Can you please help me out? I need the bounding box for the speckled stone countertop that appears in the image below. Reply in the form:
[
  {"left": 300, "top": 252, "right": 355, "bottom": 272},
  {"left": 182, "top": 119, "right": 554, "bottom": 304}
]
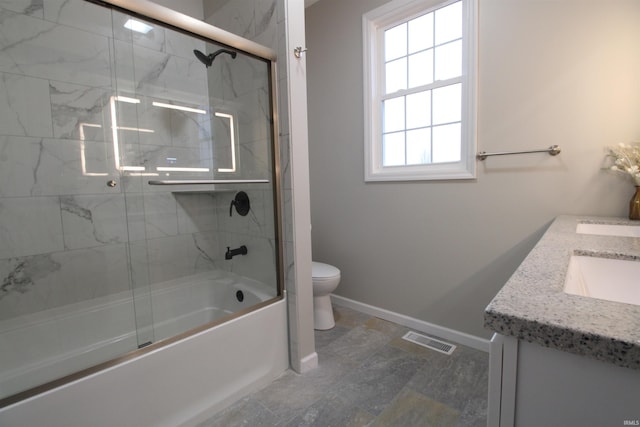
[{"left": 484, "top": 215, "right": 640, "bottom": 370}]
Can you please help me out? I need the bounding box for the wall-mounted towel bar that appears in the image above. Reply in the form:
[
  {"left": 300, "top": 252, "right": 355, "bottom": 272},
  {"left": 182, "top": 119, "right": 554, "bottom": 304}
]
[
  {"left": 476, "top": 145, "right": 561, "bottom": 161},
  {"left": 148, "top": 179, "right": 270, "bottom": 185}
]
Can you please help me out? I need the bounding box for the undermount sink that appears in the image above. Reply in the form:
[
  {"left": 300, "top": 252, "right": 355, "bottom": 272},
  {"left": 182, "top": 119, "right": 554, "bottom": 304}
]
[
  {"left": 564, "top": 255, "right": 640, "bottom": 306},
  {"left": 576, "top": 223, "right": 640, "bottom": 237}
]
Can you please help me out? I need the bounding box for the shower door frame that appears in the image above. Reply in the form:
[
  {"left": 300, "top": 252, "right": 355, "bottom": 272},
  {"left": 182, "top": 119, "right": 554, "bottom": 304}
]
[{"left": 0, "top": 0, "right": 285, "bottom": 409}]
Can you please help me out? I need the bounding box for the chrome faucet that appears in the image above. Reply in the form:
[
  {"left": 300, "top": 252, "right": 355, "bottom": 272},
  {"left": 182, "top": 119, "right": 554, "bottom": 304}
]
[{"left": 225, "top": 245, "right": 248, "bottom": 260}]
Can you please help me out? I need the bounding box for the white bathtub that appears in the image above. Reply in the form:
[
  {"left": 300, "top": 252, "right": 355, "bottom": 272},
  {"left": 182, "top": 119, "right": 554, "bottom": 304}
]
[{"left": 0, "top": 270, "right": 288, "bottom": 427}]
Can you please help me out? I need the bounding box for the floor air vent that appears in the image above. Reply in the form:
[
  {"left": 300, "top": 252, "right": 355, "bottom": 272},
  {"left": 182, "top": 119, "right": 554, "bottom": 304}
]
[{"left": 402, "top": 331, "right": 456, "bottom": 355}]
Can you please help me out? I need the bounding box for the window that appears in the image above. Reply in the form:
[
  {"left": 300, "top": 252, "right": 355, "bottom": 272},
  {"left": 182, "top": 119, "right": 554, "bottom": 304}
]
[{"left": 363, "top": 0, "right": 477, "bottom": 181}]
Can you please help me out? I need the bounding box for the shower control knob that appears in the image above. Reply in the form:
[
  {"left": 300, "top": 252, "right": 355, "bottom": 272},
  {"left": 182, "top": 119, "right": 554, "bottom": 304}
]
[{"left": 107, "top": 180, "right": 117, "bottom": 188}]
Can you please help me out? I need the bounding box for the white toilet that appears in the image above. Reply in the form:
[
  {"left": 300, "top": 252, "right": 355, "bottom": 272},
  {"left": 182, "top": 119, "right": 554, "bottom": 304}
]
[{"left": 312, "top": 262, "right": 341, "bottom": 330}]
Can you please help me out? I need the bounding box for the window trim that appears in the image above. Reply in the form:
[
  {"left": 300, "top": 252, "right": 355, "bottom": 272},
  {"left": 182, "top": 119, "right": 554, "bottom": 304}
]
[{"left": 363, "top": 0, "right": 477, "bottom": 182}]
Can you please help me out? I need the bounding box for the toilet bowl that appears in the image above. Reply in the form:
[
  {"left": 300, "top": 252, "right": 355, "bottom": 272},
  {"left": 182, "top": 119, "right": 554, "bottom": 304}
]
[{"left": 312, "top": 262, "right": 341, "bottom": 330}]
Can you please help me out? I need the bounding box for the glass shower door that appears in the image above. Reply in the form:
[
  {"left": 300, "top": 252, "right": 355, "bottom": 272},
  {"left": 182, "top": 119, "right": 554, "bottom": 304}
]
[
  {"left": 109, "top": 7, "right": 278, "bottom": 347},
  {"left": 111, "top": 8, "right": 281, "bottom": 341},
  {"left": 0, "top": 1, "right": 144, "bottom": 402},
  {"left": 0, "top": 0, "right": 281, "bottom": 406}
]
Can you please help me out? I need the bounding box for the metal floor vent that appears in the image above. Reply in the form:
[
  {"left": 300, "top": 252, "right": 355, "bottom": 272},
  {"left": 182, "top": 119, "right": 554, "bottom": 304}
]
[{"left": 402, "top": 331, "right": 456, "bottom": 355}]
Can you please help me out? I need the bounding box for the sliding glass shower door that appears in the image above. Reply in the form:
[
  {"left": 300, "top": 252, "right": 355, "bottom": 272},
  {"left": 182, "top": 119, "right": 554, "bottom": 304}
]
[{"left": 0, "top": 0, "right": 281, "bottom": 405}]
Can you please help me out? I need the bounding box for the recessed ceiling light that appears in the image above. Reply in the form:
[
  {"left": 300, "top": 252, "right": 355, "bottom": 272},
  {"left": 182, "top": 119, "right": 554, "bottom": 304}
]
[{"left": 124, "top": 19, "right": 153, "bottom": 34}]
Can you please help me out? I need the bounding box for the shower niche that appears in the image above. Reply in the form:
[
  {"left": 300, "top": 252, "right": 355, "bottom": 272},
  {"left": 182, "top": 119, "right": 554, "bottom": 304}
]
[{"left": 0, "top": 0, "right": 283, "bottom": 407}]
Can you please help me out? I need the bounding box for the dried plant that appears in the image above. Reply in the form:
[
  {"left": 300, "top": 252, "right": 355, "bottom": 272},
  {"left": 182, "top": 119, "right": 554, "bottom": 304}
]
[{"left": 605, "top": 143, "right": 640, "bottom": 186}]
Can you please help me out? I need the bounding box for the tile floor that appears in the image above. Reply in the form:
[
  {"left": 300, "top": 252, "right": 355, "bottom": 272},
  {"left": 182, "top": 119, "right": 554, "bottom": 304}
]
[{"left": 198, "top": 305, "right": 489, "bottom": 427}]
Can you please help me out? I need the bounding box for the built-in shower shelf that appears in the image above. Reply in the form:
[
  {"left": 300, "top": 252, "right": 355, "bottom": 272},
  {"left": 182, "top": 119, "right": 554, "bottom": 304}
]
[
  {"left": 169, "top": 190, "right": 237, "bottom": 194},
  {"left": 148, "top": 179, "right": 270, "bottom": 193},
  {"left": 148, "top": 179, "right": 270, "bottom": 186}
]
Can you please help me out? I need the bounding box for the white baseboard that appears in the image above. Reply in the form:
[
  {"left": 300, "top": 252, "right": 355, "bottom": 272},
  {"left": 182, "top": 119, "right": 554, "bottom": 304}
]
[
  {"left": 297, "top": 352, "right": 318, "bottom": 373},
  {"left": 331, "top": 294, "right": 490, "bottom": 353}
]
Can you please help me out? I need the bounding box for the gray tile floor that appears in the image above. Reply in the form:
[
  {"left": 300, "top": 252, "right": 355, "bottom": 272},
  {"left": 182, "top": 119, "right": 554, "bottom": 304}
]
[{"left": 198, "top": 305, "right": 489, "bottom": 427}]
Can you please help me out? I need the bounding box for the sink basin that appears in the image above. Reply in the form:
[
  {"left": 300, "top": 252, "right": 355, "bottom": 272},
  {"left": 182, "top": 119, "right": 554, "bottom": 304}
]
[
  {"left": 576, "top": 223, "right": 640, "bottom": 237},
  {"left": 564, "top": 255, "right": 640, "bottom": 306}
]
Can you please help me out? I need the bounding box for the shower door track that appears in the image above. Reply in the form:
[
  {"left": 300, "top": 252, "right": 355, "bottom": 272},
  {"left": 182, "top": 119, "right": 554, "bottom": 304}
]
[{"left": 93, "top": 0, "right": 276, "bottom": 61}]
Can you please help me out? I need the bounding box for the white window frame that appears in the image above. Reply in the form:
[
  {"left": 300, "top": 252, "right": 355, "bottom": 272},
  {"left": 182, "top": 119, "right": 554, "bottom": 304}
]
[{"left": 363, "top": 0, "right": 477, "bottom": 182}]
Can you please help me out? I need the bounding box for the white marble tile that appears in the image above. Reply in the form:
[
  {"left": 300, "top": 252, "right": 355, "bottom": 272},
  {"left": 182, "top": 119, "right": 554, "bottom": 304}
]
[
  {"left": 132, "top": 44, "right": 208, "bottom": 106},
  {"left": 204, "top": 0, "right": 254, "bottom": 40},
  {"left": 124, "top": 143, "right": 214, "bottom": 185},
  {"left": 277, "top": 74, "right": 289, "bottom": 137},
  {"left": 170, "top": 107, "right": 213, "bottom": 148},
  {"left": 143, "top": 192, "right": 178, "bottom": 238},
  {"left": 0, "top": 72, "right": 53, "bottom": 137},
  {"left": 5, "top": 137, "right": 118, "bottom": 196},
  {"left": 238, "top": 139, "right": 272, "bottom": 180},
  {"left": 0, "top": 252, "right": 62, "bottom": 320},
  {"left": 216, "top": 189, "right": 272, "bottom": 238},
  {"left": 132, "top": 96, "right": 173, "bottom": 147},
  {"left": 111, "top": 39, "right": 137, "bottom": 95},
  {"left": 0, "top": 0, "right": 43, "bottom": 18},
  {"left": 121, "top": 143, "right": 161, "bottom": 175},
  {"left": 279, "top": 134, "right": 292, "bottom": 190},
  {"left": 281, "top": 188, "right": 293, "bottom": 242},
  {"left": 60, "top": 194, "right": 128, "bottom": 250},
  {"left": 50, "top": 81, "right": 111, "bottom": 142},
  {"left": 55, "top": 244, "right": 130, "bottom": 300},
  {"left": 111, "top": 9, "right": 166, "bottom": 53},
  {"left": 0, "top": 136, "right": 45, "bottom": 196},
  {"left": 117, "top": 94, "right": 210, "bottom": 149},
  {"left": 207, "top": 53, "right": 269, "bottom": 101},
  {"left": 123, "top": 193, "right": 147, "bottom": 242},
  {"left": 254, "top": 0, "right": 277, "bottom": 49},
  {"left": 165, "top": 26, "right": 206, "bottom": 61},
  {"left": 0, "top": 243, "right": 130, "bottom": 320},
  {"left": 120, "top": 174, "right": 143, "bottom": 194},
  {"left": 0, "top": 9, "right": 111, "bottom": 87},
  {"left": 211, "top": 110, "right": 234, "bottom": 172},
  {"left": 192, "top": 231, "right": 220, "bottom": 272},
  {"left": 236, "top": 89, "right": 271, "bottom": 144},
  {"left": 0, "top": 196, "right": 64, "bottom": 258},
  {"left": 43, "top": 0, "right": 112, "bottom": 38},
  {"left": 145, "top": 235, "right": 186, "bottom": 284},
  {"left": 217, "top": 231, "right": 277, "bottom": 290},
  {"left": 176, "top": 193, "right": 217, "bottom": 234},
  {"left": 126, "top": 241, "right": 154, "bottom": 344},
  {"left": 145, "top": 233, "right": 217, "bottom": 285}
]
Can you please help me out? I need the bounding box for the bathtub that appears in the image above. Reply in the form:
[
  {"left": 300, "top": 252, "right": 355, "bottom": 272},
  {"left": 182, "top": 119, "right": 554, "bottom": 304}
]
[{"left": 0, "top": 270, "right": 288, "bottom": 427}]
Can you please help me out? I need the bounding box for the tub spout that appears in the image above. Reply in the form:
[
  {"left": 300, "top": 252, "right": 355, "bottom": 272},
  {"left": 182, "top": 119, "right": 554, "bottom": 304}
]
[{"left": 225, "top": 245, "right": 247, "bottom": 260}]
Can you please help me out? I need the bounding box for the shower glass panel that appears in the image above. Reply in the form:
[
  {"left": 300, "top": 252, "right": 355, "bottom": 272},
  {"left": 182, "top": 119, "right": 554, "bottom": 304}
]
[{"left": 0, "top": 0, "right": 281, "bottom": 405}]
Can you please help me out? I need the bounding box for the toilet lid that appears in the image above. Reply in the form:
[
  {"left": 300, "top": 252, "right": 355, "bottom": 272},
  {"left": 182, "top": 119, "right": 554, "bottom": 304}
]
[{"left": 312, "top": 262, "right": 340, "bottom": 279}]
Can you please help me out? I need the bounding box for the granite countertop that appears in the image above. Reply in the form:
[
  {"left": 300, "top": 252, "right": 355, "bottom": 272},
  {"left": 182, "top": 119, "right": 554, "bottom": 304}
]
[{"left": 484, "top": 215, "right": 640, "bottom": 370}]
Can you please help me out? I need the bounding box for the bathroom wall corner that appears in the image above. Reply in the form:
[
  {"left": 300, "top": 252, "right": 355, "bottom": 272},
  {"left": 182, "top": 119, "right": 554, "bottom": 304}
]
[{"left": 283, "top": 0, "right": 317, "bottom": 373}]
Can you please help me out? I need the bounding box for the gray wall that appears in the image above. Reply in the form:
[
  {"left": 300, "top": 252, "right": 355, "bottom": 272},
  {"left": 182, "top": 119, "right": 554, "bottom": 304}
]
[{"left": 306, "top": 0, "right": 640, "bottom": 338}]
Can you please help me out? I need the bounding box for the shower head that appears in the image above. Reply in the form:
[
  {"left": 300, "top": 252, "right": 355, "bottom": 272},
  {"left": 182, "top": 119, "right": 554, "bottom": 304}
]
[{"left": 193, "top": 49, "right": 237, "bottom": 67}]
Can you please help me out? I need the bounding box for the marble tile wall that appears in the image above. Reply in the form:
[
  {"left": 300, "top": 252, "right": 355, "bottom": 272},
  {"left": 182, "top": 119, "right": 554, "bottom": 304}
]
[
  {"left": 0, "top": 0, "right": 281, "bottom": 322},
  {"left": 203, "top": 0, "right": 301, "bottom": 366},
  {"left": 203, "top": 0, "right": 285, "bottom": 293}
]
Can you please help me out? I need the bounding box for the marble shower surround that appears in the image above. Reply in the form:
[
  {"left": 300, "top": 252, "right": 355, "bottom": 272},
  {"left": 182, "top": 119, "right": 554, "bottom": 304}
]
[
  {"left": 203, "top": 0, "right": 301, "bottom": 361},
  {"left": 0, "top": 0, "right": 279, "bottom": 322}
]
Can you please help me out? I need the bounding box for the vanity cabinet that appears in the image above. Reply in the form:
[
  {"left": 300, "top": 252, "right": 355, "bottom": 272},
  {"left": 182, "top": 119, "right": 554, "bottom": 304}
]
[
  {"left": 484, "top": 216, "right": 640, "bottom": 427},
  {"left": 488, "top": 333, "right": 640, "bottom": 427}
]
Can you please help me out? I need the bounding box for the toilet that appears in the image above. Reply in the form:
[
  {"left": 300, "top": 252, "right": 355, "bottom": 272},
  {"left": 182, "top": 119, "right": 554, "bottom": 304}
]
[{"left": 312, "top": 262, "right": 341, "bottom": 330}]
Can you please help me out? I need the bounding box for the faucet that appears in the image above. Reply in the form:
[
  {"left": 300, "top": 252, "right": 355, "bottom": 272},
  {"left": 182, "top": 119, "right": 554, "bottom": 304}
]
[{"left": 225, "top": 245, "right": 248, "bottom": 260}]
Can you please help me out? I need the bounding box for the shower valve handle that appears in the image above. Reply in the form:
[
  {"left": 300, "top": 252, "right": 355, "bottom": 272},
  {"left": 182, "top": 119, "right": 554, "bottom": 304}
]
[{"left": 229, "top": 191, "right": 250, "bottom": 217}]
